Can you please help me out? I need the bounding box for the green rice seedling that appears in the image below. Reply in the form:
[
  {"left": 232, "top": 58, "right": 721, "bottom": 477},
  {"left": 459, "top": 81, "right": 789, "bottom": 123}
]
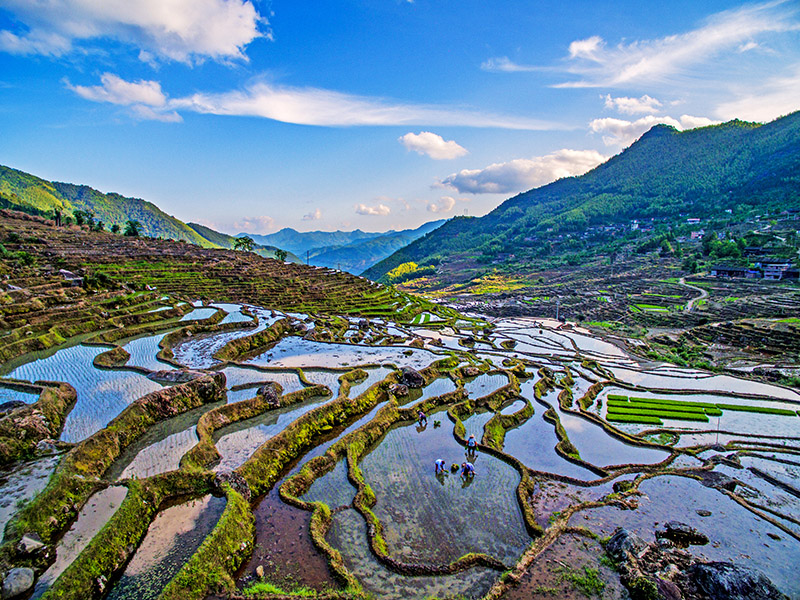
[{"left": 716, "top": 404, "right": 797, "bottom": 417}]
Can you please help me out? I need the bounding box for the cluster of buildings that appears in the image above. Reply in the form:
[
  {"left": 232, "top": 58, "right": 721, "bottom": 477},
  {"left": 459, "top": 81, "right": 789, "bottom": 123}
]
[{"left": 710, "top": 261, "right": 799, "bottom": 281}]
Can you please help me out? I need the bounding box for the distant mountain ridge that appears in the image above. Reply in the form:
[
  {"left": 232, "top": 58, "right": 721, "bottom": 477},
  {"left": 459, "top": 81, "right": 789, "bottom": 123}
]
[
  {"left": 364, "top": 111, "right": 800, "bottom": 281},
  {"left": 243, "top": 220, "right": 446, "bottom": 274}
]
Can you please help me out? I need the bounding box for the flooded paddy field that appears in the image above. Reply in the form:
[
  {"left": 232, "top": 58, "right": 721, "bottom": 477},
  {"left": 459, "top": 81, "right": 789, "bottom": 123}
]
[{"left": 1, "top": 310, "right": 798, "bottom": 600}]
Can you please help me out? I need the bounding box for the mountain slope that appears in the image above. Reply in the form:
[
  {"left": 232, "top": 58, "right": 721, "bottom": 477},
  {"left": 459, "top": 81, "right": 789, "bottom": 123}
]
[
  {"left": 307, "top": 219, "right": 446, "bottom": 274},
  {"left": 364, "top": 111, "right": 800, "bottom": 281},
  {"left": 186, "top": 222, "right": 301, "bottom": 262},
  {"left": 243, "top": 228, "right": 382, "bottom": 257},
  {"left": 0, "top": 164, "right": 221, "bottom": 246}
]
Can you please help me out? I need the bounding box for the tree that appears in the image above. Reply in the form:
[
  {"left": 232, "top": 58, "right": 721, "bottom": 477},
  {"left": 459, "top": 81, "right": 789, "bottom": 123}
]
[
  {"left": 124, "top": 220, "right": 142, "bottom": 237},
  {"left": 274, "top": 248, "right": 288, "bottom": 262},
  {"left": 111, "top": 224, "right": 120, "bottom": 233},
  {"left": 233, "top": 236, "right": 255, "bottom": 252},
  {"left": 93, "top": 221, "right": 105, "bottom": 232}
]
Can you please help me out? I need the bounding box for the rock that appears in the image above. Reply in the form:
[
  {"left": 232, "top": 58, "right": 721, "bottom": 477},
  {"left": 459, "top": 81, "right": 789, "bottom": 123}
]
[
  {"left": 2, "top": 567, "right": 35, "bottom": 599},
  {"left": 358, "top": 319, "right": 369, "bottom": 330},
  {"left": 35, "top": 439, "right": 59, "bottom": 455},
  {"left": 0, "top": 401, "right": 26, "bottom": 415},
  {"left": 214, "top": 471, "right": 251, "bottom": 502},
  {"left": 696, "top": 509, "right": 712, "bottom": 517},
  {"left": 461, "top": 366, "right": 481, "bottom": 378},
  {"left": 400, "top": 367, "right": 424, "bottom": 389},
  {"left": 605, "top": 527, "right": 648, "bottom": 562},
  {"left": 16, "top": 533, "right": 45, "bottom": 555},
  {"left": 706, "top": 454, "right": 742, "bottom": 469},
  {"left": 292, "top": 321, "right": 307, "bottom": 333},
  {"left": 146, "top": 369, "right": 206, "bottom": 384},
  {"left": 698, "top": 471, "right": 738, "bottom": 492},
  {"left": 657, "top": 578, "right": 682, "bottom": 600},
  {"left": 656, "top": 521, "right": 709, "bottom": 547},
  {"left": 690, "top": 562, "right": 788, "bottom": 600},
  {"left": 389, "top": 383, "right": 409, "bottom": 397},
  {"left": 256, "top": 383, "right": 280, "bottom": 406},
  {"left": 255, "top": 565, "right": 264, "bottom": 578}
]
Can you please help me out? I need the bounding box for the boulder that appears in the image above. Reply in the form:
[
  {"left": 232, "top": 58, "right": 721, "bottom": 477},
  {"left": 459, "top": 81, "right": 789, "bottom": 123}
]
[
  {"left": 461, "top": 366, "right": 481, "bottom": 378},
  {"left": 214, "top": 471, "right": 252, "bottom": 502},
  {"left": 389, "top": 383, "right": 409, "bottom": 397},
  {"left": 15, "top": 533, "right": 45, "bottom": 556},
  {"left": 657, "top": 578, "right": 683, "bottom": 600},
  {"left": 358, "top": 319, "right": 370, "bottom": 330},
  {"left": 690, "top": 562, "right": 788, "bottom": 600},
  {"left": 656, "top": 521, "right": 709, "bottom": 547},
  {"left": 146, "top": 369, "right": 206, "bottom": 384},
  {"left": 256, "top": 383, "right": 280, "bottom": 406},
  {"left": 605, "top": 527, "right": 648, "bottom": 562},
  {"left": 698, "top": 471, "right": 738, "bottom": 492},
  {"left": 400, "top": 367, "right": 424, "bottom": 389},
  {"left": 2, "top": 567, "right": 35, "bottom": 599}
]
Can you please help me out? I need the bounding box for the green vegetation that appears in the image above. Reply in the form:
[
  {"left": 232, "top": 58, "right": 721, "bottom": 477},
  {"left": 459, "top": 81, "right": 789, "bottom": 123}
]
[
  {"left": 557, "top": 565, "right": 606, "bottom": 597},
  {"left": 365, "top": 112, "right": 800, "bottom": 281}
]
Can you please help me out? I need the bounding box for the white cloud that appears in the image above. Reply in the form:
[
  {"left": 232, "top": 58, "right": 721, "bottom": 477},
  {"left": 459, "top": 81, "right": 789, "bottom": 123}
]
[
  {"left": 67, "top": 73, "right": 167, "bottom": 106},
  {"left": 168, "top": 81, "right": 561, "bottom": 129},
  {"left": 480, "top": 56, "right": 542, "bottom": 73},
  {"left": 0, "top": 0, "right": 267, "bottom": 63},
  {"left": 556, "top": 1, "right": 800, "bottom": 87},
  {"left": 604, "top": 94, "right": 662, "bottom": 115},
  {"left": 589, "top": 114, "right": 720, "bottom": 147},
  {"left": 355, "top": 203, "right": 391, "bottom": 216},
  {"left": 715, "top": 64, "right": 800, "bottom": 122},
  {"left": 235, "top": 215, "right": 275, "bottom": 233},
  {"left": 398, "top": 131, "right": 468, "bottom": 160},
  {"left": 302, "top": 208, "right": 322, "bottom": 221},
  {"left": 130, "top": 105, "right": 183, "bottom": 122},
  {"left": 439, "top": 149, "right": 607, "bottom": 195},
  {"left": 427, "top": 196, "right": 457, "bottom": 213}
]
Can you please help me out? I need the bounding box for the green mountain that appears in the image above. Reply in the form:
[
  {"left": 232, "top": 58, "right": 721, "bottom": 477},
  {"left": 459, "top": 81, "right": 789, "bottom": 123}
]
[
  {"left": 185, "top": 222, "right": 301, "bottom": 262},
  {"left": 364, "top": 111, "right": 800, "bottom": 281},
  {"left": 306, "top": 220, "right": 446, "bottom": 274},
  {"left": 0, "top": 164, "right": 296, "bottom": 257}
]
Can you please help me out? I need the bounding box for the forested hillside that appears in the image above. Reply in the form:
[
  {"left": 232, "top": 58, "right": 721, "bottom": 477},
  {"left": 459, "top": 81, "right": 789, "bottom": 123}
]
[
  {"left": 1, "top": 164, "right": 241, "bottom": 249},
  {"left": 365, "top": 111, "right": 800, "bottom": 281}
]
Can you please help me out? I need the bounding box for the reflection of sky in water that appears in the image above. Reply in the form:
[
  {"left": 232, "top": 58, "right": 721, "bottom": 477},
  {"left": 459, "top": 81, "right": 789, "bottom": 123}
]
[
  {"left": 463, "top": 373, "right": 508, "bottom": 398},
  {"left": 0, "top": 455, "right": 60, "bottom": 543},
  {"left": 246, "top": 338, "right": 435, "bottom": 370},
  {"left": 6, "top": 345, "right": 163, "bottom": 443},
  {"left": 0, "top": 385, "right": 39, "bottom": 405},
  {"left": 359, "top": 419, "right": 530, "bottom": 566},
  {"left": 118, "top": 426, "right": 198, "bottom": 479},
  {"left": 179, "top": 307, "right": 218, "bottom": 321},
  {"left": 123, "top": 333, "right": 173, "bottom": 371},
  {"left": 570, "top": 475, "right": 800, "bottom": 598}
]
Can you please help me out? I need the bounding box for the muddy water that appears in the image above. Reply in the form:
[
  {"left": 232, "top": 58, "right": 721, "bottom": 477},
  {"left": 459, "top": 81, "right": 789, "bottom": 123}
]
[
  {"left": 301, "top": 460, "right": 356, "bottom": 509},
  {"left": 0, "top": 454, "right": 60, "bottom": 542},
  {"left": 4, "top": 344, "right": 164, "bottom": 443},
  {"left": 33, "top": 486, "right": 128, "bottom": 598},
  {"left": 328, "top": 508, "right": 498, "bottom": 600},
  {"left": 105, "top": 403, "right": 217, "bottom": 481},
  {"left": 358, "top": 418, "right": 530, "bottom": 566},
  {"left": 213, "top": 394, "right": 331, "bottom": 471},
  {"left": 569, "top": 474, "right": 800, "bottom": 598},
  {"left": 462, "top": 410, "right": 494, "bottom": 440},
  {"left": 106, "top": 495, "right": 226, "bottom": 600}
]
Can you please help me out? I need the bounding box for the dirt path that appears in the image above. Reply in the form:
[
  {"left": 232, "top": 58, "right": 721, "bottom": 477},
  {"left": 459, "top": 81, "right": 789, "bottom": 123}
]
[{"left": 680, "top": 277, "right": 708, "bottom": 311}]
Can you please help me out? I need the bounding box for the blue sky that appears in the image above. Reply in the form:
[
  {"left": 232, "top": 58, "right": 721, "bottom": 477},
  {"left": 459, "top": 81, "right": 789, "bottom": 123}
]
[{"left": 1, "top": 0, "right": 798, "bottom": 235}]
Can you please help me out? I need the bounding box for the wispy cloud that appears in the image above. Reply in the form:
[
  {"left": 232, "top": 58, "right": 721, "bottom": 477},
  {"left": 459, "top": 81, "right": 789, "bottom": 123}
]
[
  {"left": 555, "top": 1, "right": 800, "bottom": 88},
  {"left": 66, "top": 73, "right": 167, "bottom": 106},
  {"left": 398, "top": 131, "right": 468, "bottom": 159},
  {"left": 589, "top": 114, "right": 720, "bottom": 147},
  {"left": 355, "top": 203, "right": 391, "bottom": 216},
  {"left": 0, "top": 0, "right": 267, "bottom": 63},
  {"left": 604, "top": 94, "right": 662, "bottom": 115},
  {"left": 439, "top": 149, "right": 607, "bottom": 195},
  {"left": 715, "top": 63, "right": 800, "bottom": 121},
  {"left": 68, "top": 74, "right": 565, "bottom": 129},
  {"left": 480, "top": 56, "right": 543, "bottom": 73}
]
